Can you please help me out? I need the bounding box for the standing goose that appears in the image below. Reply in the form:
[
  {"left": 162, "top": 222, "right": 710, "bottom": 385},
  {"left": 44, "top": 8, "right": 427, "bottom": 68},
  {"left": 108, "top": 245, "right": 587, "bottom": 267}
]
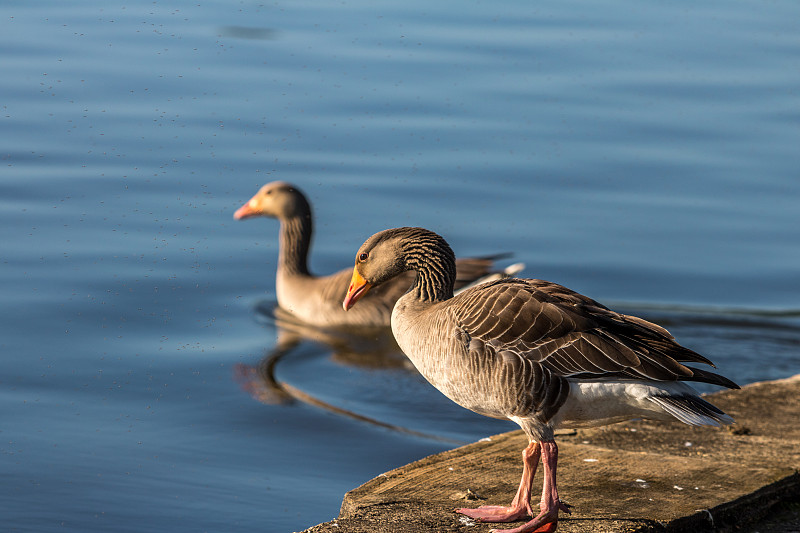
[
  {"left": 234, "top": 182, "right": 522, "bottom": 328},
  {"left": 343, "top": 227, "right": 739, "bottom": 533}
]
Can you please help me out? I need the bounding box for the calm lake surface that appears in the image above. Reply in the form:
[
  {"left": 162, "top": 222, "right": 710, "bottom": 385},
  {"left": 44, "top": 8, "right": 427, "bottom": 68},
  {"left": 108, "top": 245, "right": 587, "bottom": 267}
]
[{"left": 2, "top": 1, "right": 799, "bottom": 531}]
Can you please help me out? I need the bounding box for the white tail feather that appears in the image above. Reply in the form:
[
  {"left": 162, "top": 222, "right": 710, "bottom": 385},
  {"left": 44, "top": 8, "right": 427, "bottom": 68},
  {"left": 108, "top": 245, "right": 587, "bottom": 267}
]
[{"left": 648, "top": 394, "right": 734, "bottom": 427}]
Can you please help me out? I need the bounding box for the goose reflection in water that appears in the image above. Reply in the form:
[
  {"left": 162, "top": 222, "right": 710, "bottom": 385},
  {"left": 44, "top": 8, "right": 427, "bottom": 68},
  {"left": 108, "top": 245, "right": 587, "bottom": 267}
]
[{"left": 233, "top": 302, "right": 463, "bottom": 442}]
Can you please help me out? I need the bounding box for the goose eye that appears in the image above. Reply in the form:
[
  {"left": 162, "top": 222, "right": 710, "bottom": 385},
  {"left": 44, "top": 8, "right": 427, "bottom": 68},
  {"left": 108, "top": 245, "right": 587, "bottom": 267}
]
[{"left": 358, "top": 252, "right": 369, "bottom": 262}]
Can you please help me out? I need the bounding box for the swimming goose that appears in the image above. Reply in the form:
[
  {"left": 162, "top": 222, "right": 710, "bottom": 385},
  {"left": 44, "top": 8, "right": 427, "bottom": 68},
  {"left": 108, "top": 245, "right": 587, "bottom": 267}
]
[
  {"left": 234, "top": 183, "right": 522, "bottom": 328},
  {"left": 343, "top": 227, "right": 738, "bottom": 533}
]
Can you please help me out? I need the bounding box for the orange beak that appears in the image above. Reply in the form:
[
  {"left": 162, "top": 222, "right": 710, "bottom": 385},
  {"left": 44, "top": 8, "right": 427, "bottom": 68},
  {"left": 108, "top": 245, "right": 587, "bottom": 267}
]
[
  {"left": 343, "top": 267, "right": 372, "bottom": 311},
  {"left": 233, "top": 197, "right": 260, "bottom": 220}
]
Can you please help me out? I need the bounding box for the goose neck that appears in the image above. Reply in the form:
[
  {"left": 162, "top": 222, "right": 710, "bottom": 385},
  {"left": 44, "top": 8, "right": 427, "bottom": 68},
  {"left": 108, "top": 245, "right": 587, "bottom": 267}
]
[
  {"left": 407, "top": 247, "right": 456, "bottom": 303},
  {"left": 278, "top": 215, "right": 312, "bottom": 276}
]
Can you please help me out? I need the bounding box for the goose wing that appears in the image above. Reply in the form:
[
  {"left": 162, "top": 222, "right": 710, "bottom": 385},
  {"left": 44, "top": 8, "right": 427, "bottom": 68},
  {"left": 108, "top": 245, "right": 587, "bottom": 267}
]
[{"left": 451, "top": 278, "right": 737, "bottom": 388}]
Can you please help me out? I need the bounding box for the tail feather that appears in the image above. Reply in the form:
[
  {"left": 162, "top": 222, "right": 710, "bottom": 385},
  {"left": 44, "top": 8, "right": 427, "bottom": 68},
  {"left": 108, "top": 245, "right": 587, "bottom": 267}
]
[
  {"left": 454, "top": 262, "right": 525, "bottom": 295},
  {"left": 649, "top": 394, "right": 734, "bottom": 427}
]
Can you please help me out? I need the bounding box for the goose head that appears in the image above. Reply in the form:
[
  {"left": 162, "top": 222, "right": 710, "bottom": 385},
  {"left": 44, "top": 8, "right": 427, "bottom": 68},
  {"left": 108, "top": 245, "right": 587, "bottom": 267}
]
[
  {"left": 343, "top": 227, "right": 455, "bottom": 310},
  {"left": 233, "top": 181, "right": 311, "bottom": 221}
]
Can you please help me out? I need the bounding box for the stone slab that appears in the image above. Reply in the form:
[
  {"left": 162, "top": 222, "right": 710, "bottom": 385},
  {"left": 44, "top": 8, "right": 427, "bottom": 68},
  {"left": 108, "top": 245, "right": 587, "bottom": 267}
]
[{"left": 302, "top": 375, "right": 800, "bottom": 533}]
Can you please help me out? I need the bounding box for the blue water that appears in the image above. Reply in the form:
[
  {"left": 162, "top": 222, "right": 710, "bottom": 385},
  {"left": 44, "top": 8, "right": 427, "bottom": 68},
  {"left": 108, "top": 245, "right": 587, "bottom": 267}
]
[{"left": 2, "top": 1, "right": 799, "bottom": 532}]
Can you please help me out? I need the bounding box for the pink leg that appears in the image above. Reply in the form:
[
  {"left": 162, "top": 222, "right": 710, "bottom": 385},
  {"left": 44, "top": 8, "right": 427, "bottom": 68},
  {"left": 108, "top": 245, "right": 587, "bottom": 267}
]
[
  {"left": 456, "top": 441, "right": 541, "bottom": 522},
  {"left": 489, "top": 441, "right": 570, "bottom": 533}
]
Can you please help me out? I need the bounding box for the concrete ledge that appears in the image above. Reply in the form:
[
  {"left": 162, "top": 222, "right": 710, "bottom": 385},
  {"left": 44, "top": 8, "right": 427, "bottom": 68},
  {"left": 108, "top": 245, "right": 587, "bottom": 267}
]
[{"left": 303, "top": 375, "right": 800, "bottom": 532}]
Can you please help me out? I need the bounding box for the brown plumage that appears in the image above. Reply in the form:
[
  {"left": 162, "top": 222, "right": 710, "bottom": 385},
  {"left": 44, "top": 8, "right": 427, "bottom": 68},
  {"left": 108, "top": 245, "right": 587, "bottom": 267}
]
[
  {"left": 234, "top": 183, "right": 521, "bottom": 327},
  {"left": 343, "top": 227, "right": 738, "bottom": 533}
]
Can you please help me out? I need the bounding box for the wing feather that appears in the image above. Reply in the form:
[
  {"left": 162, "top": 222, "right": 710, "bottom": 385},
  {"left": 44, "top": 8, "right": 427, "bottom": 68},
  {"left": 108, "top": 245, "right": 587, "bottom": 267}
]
[{"left": 450, "top": 278, "right": 728, "bottom": 385}]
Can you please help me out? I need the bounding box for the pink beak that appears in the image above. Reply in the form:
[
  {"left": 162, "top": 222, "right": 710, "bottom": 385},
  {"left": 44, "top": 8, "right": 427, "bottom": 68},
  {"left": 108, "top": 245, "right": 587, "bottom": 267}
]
[{"left": 233, "top": 201, "right": 259, "bottom": 220}]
